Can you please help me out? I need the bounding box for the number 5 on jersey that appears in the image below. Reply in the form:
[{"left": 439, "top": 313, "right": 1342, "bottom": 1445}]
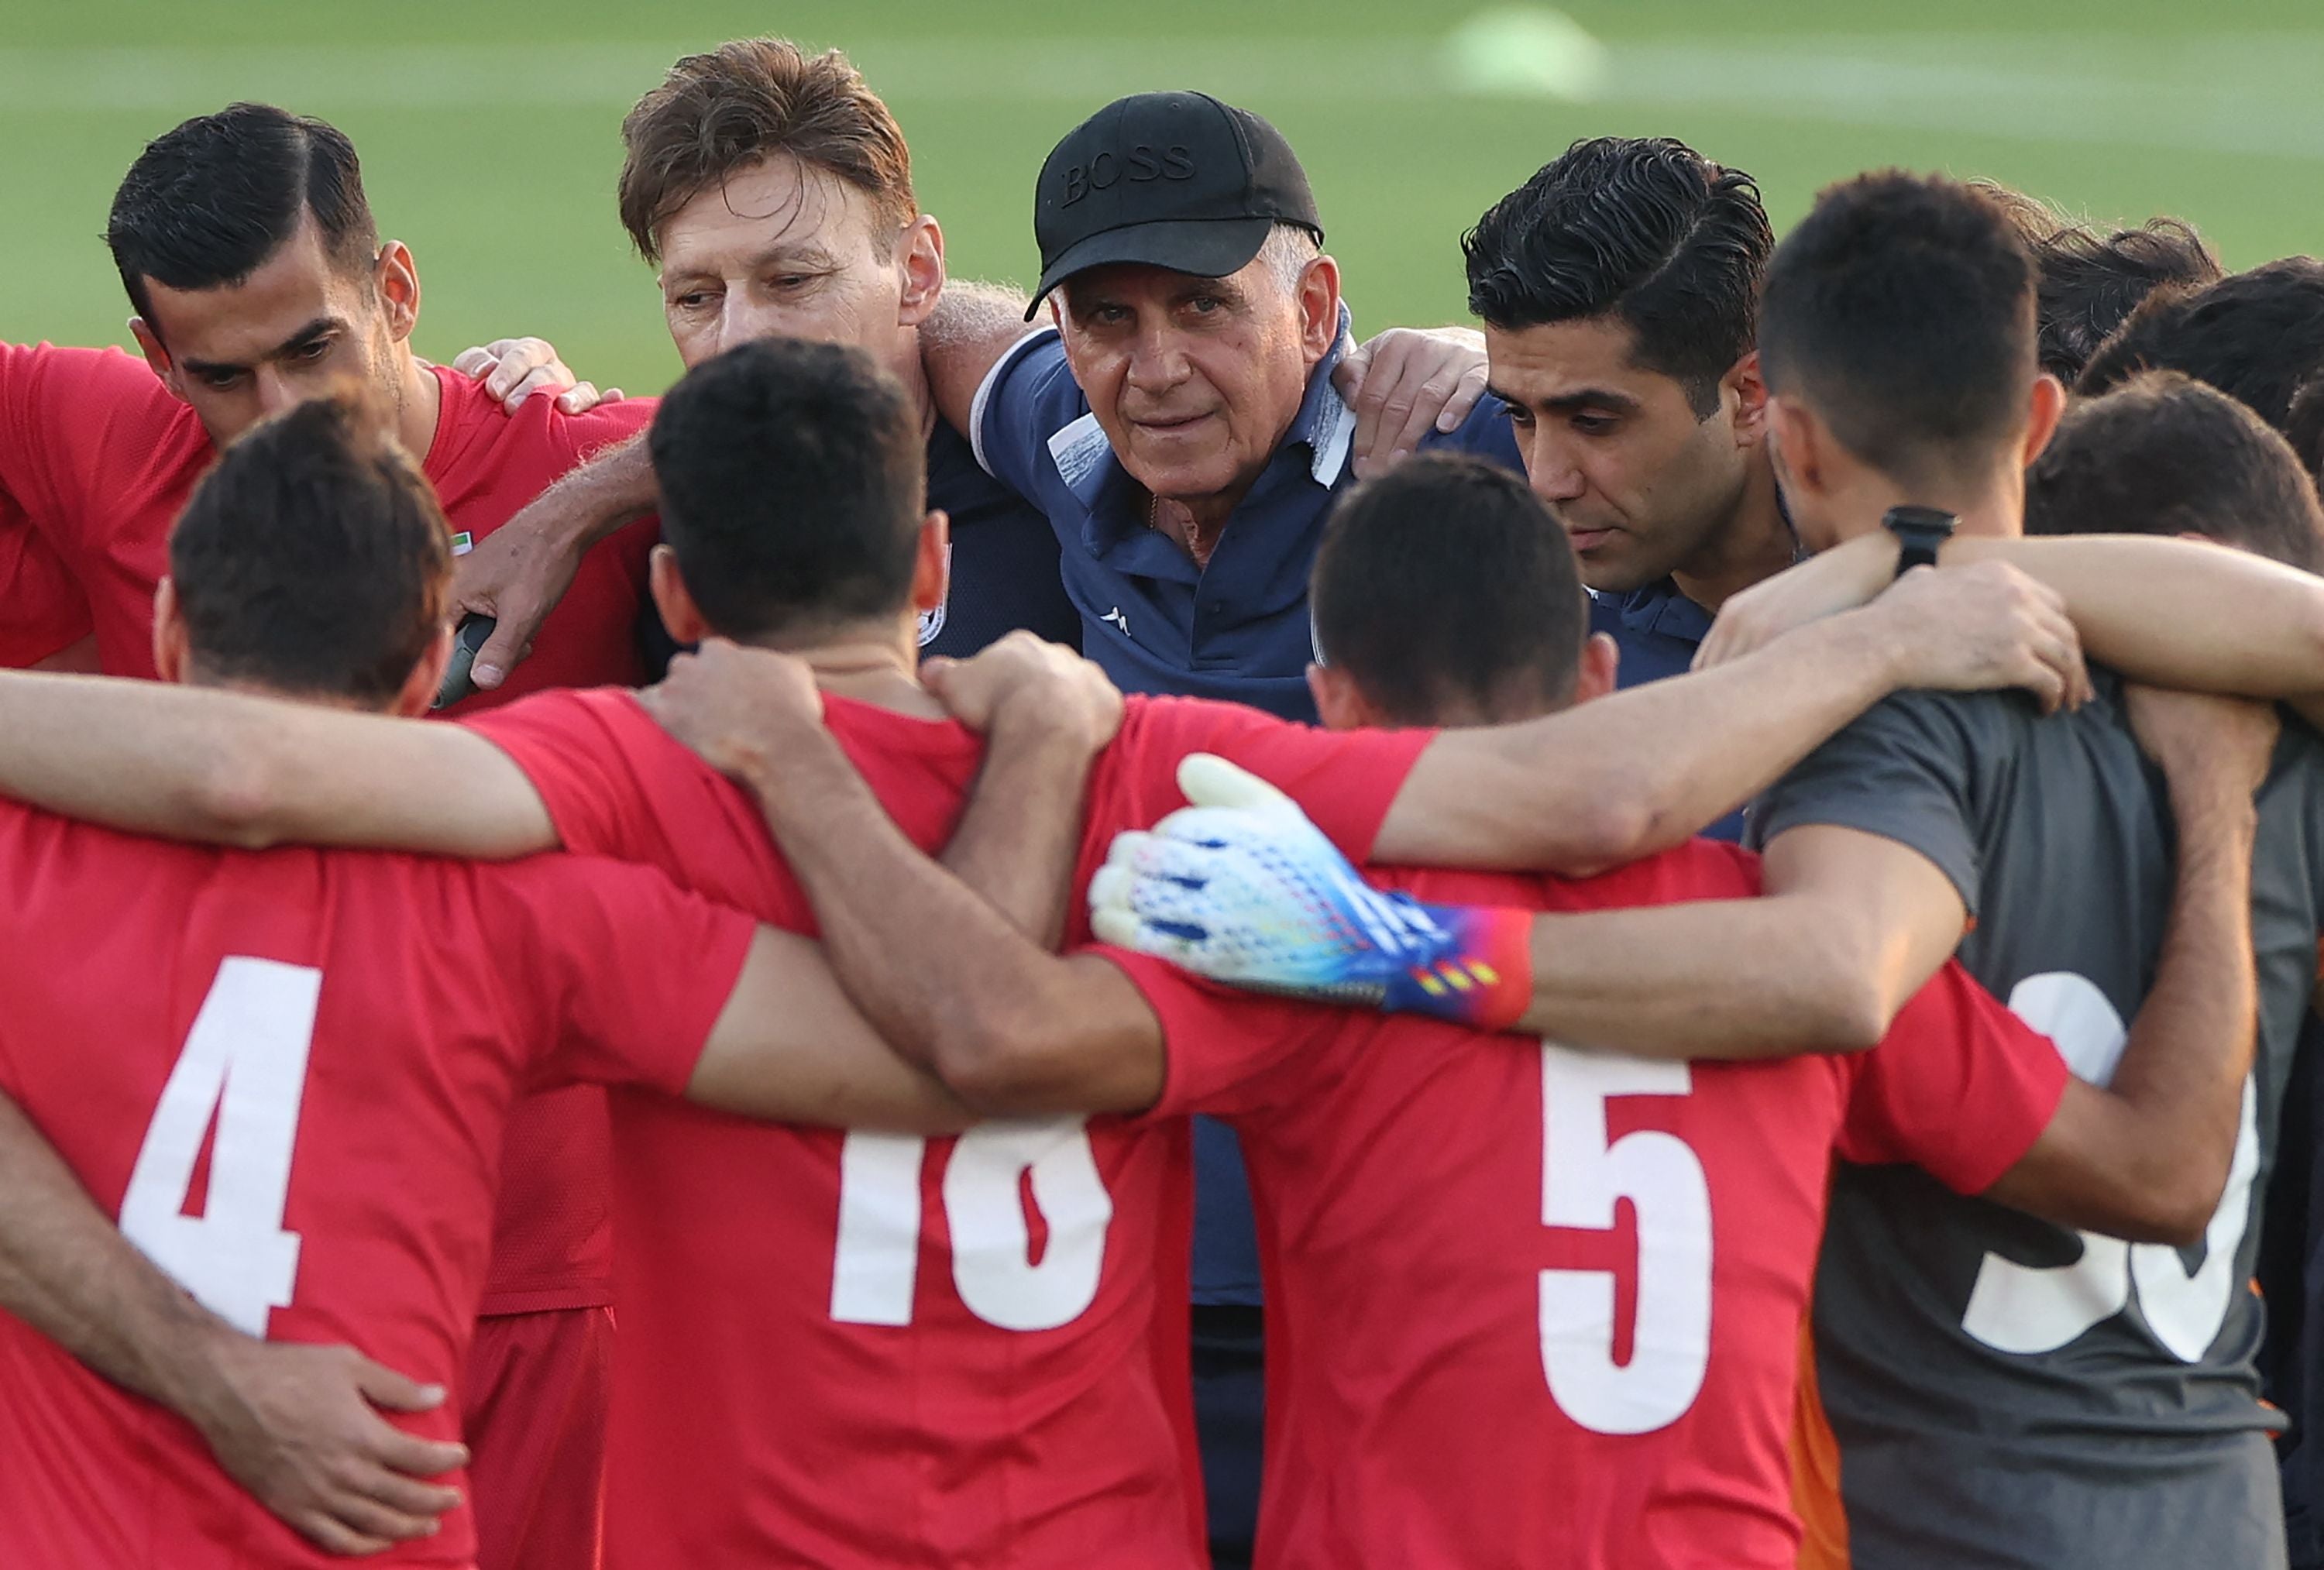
[{"left": 119, "top": 957, "right": 322, "bottom": 1338}]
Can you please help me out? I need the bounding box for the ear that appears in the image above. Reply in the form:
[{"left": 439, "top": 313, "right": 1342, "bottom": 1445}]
[
  {"left": 389, "top": 624, "right": 456, "bottom": 718},
  {"left": 897, "top": 215, "right": 945, "bottom": 331},
  {"left": 1570, "top": 631, "right": 1620, "bottom": 705},
  {"left": 376, "top": 242, "right": 421, "bottom": 344},
  {"left": 649, "top": 544, "right": 714, "bottom": 645},
  {"left": 130, "top": 317, "right": 188, "bottom": 402},
  {"left": 1295, "top": 253, "right": 1342, "bottom": 365},
  {"left": 1766, "top": 395, "right": 1829, "bottom": 499},
  {"left": 1726, "top": 351, "right": 1770, "bottom": 444},
  {"left": 1306, "top": 660, "right": 1379, "bottom": 730},
  {"left": 151, "top": 577, "right": 191, "bottom": 685},
  {"left": 2020, "top": 373, "right": 2067, "bottom": 469},
  {"left": 909, "top": 510, "right": 952, "bottom": 614}
]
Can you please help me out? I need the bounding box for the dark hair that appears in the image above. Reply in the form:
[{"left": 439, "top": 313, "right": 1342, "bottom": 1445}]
[
  {"left": 107, "top": 103, "right": 378, "bottom": 335},
  {"left": 1463, "top": 137, "right": 1771, "bottom": 417},
  {"left": 2026, "top": 371, "right": 2324, "bottom": 575},
  {"left": 648, "top": 338, "right": 925, "bottom": 641},
  {"left": 1312, "top": 454, "right": 1587, "bottom": 725},
  {"left": 2031, "top": 218, "right": 2222, "bottom": 383},
  {"left": 619, "top": 39, "right": 915, "bottom": 265},
  {"left": 170, "top": 396, "right": 450, "bottom": 703},
  {"left": 1759, "top": 171, "right": 2037, "bottom": 489},
  {"left": 2077, "top": 258, "right": 2324, "bottom": 435},
  {"left": 2286, "top": 376, "right": 2324, "bottom": 486}
]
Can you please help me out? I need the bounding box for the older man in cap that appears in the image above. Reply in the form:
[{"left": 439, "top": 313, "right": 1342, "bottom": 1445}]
[{"left": 923, "top": 89, "right": 1520, "bottom": 1568}]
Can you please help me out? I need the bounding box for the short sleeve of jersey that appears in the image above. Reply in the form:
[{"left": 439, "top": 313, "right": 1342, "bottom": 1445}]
[
  {"left": 1108, "top": 696, "right": 1434, "bottom": 860},
  {"left": 968, "top": 328, "right": 1077, "bottom": 500},
  {"left": 0, "top": 342, "right": 121, "bottom": 538},
  {"left": 1751, "top": 691, "right": 1989, "bottom": 918},
  {"left": 462, "top": 688, "right": 668, "bottom": 857},
  {"left": 1835, "top": 958, "right": 2070, "bottom": 1194},
  {"left": 487, "top": 852, "right": 757, "bottom": 1096},
  {"left": 1099, "top": 947, "right": 1342, "bottom": 1121}
]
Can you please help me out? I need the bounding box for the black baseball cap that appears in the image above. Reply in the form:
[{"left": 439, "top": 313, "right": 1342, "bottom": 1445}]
[{"left": 1026, "top": 91, "right": 1323, "bottom": 320}]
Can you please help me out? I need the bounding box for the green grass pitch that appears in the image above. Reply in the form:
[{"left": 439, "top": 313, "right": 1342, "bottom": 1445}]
[{"left": 2, "top": 0, "right": 2319, "bottom": 395}]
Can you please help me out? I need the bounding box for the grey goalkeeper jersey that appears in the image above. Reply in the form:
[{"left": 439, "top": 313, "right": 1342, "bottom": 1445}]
[{"left": 1756, "top": 673, "right": 2324, "bottom": 1570}]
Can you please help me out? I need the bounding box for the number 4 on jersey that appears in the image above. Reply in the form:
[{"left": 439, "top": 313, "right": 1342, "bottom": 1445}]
[{"left": 118, "top": 957, "right": 322, "bottom": 1338}]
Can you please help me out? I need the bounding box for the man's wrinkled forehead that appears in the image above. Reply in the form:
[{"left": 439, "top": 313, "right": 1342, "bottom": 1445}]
[
  {"left": 1058, "top": 257, "right": 1266, "bottom": 314},
  {"left": 658, "top": 156, "right": 890, "bottom": 275}
]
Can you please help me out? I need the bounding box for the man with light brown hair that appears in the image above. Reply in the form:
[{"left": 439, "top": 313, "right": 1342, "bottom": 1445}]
[{"left": 452, "top": 40, "right": 1490, "bottom": 699}]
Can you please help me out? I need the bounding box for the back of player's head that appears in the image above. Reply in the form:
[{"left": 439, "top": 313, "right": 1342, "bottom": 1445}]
[
  {"left": 2287, "top": 378, "right": 2324, "bottom": 487},
  {"left": 1463, "top": 136, "right": 1771, "bottom": 416},
  {"left": 2077, "top": 258, "right": 2324, "bottom": 435},
  {"left": 649, "top": 338, "right": 925, "bottom": 641},
  {"left": 619, "top": 39, "right": 915, "bottom": 264},
  {"left": 170, "top": 395, "right": 451, "bottom": 703},
  {"left": 1311, "top": 454, "right": 1587, "bottom": 726},
  {"left": 1759, "top": 171, "right": 2037, "bottom": 490},
  {"left": 2026, "top": 371, "right": 2324, "bottom": 574},
  {"left": 2031, "top": 217, "right": 2222, "bottom": 384},
  {"left": 107, "top": 103, "right": 378, "bottom": 335}
]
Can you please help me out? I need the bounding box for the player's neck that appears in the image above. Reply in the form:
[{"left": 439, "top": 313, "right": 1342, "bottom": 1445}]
[
  {"left": 892, "top": 328, "right": 939, "bottom": 444},
  {"left": 1854, "top": 461, "right": 2027, "bottom": 542},
  {"left": 394, "top": 346, "right": 445, "bottom": 465},
  {"left": 748, "top": 624, "right": 946, "bottom": 720},
  {"left": 1671, "top": 455, "right": 1796, "bottom": 613}
]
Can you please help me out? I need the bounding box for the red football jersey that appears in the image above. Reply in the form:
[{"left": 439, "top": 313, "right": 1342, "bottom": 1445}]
[
  {"left": 0, "top": 505, "right": 91, "bottom": 667},
  {"left": 0, "top": 340, "right": 661, "bottom": 1312},
  {"left": 465, "top": 687, "right": 1432, "bottom": 1568},
  {"left": 1107, "top": 840, "right": 2071, "bottom": 1570},
  {"left": 0, "top": 804, "right": 753, "bottom": 1570}
]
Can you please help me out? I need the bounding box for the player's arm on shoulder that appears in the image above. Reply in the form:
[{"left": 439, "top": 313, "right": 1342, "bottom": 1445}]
[
  {"left": 1982, "top": 687, "right": 2271, "bottom": 1244},
  {"left": 1375, "top": 560, "right": 2085, "bottom": 874},
  {"left": 0, "top": 672, "right": 554, "bottom": 857},
  {"left": 1948, "top": 534, "right": 2324, "bottom": 699},
  {"left": 920, "top": 279, "right": 1041, "bottom": 440},
  {"left": 649, "top": 641, "right": 1164, "bottom": 1115},
  {"left": 687, "top": 926, "right": 976, "bottom": 1132},
  {"left": 0, "top": 1092, "right": 465, "bottom": 1554}
]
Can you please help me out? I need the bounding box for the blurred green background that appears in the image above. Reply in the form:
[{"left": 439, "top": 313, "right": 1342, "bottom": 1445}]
[{"left": 3, "top": 0, "right": 2319, "bottom": 394}]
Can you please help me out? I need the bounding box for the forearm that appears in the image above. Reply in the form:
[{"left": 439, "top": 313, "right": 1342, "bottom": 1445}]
[
  {"left": 0, "top": 1094, "right": 246, "bottom": 1437},
  {"left": 516, "top": 433, "right": 655, "bottom": 551},
  {"left": 0, "top": 674, "right": 288, "bottom": 844},
  {"left": 940, "top": 712, "right": 1096, "bottom": 949},
  {"left": 739, "top": 720, "right": 1081, "bottom": 1084},
  {"left": 920, "top": 280, "right": 1039, "bottom": 435},
  {"left": 2102, "top": 782, "right": 2259, "bottom": 1184},
  {"left": 1389, "top": 608, "right": 1906, "bottom": 872},
  {"left": 1511, "top": 896, "right": 1901, "bottom": 1056},
  {"left": 1951, "top": 534, "right": 2324, "bottom": 696},
  {"left": 1987, "top": 782, "right": 2257, "bottom": 1240}
]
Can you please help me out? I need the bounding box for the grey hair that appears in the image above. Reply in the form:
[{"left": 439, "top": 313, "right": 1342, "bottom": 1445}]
[{"left": 1258, "top": 223, "right": 1323, "bottom": 292}]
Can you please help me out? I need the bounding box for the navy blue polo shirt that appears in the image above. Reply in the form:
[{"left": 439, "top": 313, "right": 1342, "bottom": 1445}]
[
  {"left": 973, "top": 311, "right": 1522, "bottom": 1307},
  {"left": 972, "top": 314, "right": 1521, "bottom": 720},
  {"left": 919, "top": 417, "right": 1083, "bottom": 658},
  {"left": 1589, "top": 580, "right": 1750, "bottom": 842}
]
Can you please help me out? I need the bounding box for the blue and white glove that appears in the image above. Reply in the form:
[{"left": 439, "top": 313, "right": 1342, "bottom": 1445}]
[{"left": 1088, "top": 754, "right": 1532, "bottom": 1028}]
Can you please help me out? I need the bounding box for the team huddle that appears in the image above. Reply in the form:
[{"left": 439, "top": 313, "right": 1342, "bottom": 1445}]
[{"left": 6, "top": 30, "right": 2324, "bottom": 1570}]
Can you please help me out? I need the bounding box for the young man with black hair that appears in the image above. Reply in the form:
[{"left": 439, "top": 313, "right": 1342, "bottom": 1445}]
[
  {"left": 0, "top": 393, "right": 1035, "bottom": 1568},
  {"left": 630, "top": 452, "right": 2273, "bottom": 1569},
  {"left": 0, "top": 102, "right": 741, "bottom": 1565},
  {"left": 2078, "top": 256, "right": 2324, "bottom": 435},
  {"left": 1463, "top": 139, "right": 1795, "bottom": 718},
  {"left": 1657, "top": 170, "right": 2324, "bottom": 1568},
  {"left": 0, "top": 333, "right": 2126, "bottom": 1565}
]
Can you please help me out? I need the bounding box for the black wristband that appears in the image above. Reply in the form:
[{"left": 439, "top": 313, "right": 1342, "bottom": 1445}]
[{"left": 1882, "top": 505, "right": 1958, "bottom": 577}]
